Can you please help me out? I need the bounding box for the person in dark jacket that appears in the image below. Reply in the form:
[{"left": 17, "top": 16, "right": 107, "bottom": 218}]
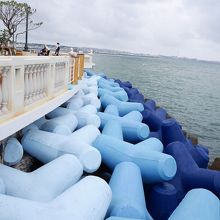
[
  {"left": 55, "top": 42, "right": 60, "bottom": 56},
  {"left": 38, "top": 45, "right": 50, "bottom": 56}
]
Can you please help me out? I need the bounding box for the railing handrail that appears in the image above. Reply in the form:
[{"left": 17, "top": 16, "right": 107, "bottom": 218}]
[{"left": 0, "top": 54, "right": 86, "bottom": 125}]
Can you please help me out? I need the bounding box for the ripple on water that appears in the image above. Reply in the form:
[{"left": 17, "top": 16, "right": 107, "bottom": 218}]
[{"left": 94, "top": 54, "right": 220, "bottom": 162}]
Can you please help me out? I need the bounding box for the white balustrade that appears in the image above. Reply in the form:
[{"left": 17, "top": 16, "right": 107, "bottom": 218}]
[
  {"left": 0, "top": 56, "right": 79, "bottom": 122},
  {"left": 0, "top": 54, "right": 91, "bottom": 141}
]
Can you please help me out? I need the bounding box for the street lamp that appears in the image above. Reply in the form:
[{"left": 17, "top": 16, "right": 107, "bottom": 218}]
[{"left": 23, "top": 6, "right": 30, "bottom": 51}]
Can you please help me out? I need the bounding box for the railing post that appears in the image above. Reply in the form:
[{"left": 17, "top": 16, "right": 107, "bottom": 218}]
[
  {"left": 70, "top": 57, "right": 75, "bottom": 84},
  {"left": 78, "top": 53, "right": 85, "bottom": 80},
  {"left": 73, "top": 56, "right": 79, "bottom": 84}
]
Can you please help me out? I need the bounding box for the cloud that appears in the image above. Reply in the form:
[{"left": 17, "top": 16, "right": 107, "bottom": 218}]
[{"left": 1, "top": 0, "right": 220, "bottom": 61}]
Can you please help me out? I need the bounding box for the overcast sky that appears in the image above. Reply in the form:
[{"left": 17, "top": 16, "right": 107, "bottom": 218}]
[{"left": 4, "top": 0, "right": 220, "bottom": 61}]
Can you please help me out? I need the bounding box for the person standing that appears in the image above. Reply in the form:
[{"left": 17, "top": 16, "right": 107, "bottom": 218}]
[
  {"left": 55, "top": 42, "right": 60, "bottom": 56},
  {"left": 68, "top": 48, "right": 77, "bottom": 57}
]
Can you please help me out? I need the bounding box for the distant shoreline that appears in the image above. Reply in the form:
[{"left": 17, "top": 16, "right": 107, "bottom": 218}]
[{"left": 15, "top": 42, "right": 220, "bottom": 65}]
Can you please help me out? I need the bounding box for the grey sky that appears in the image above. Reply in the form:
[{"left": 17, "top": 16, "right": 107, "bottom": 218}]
[{"left": 5, "top": 0, "right": 220, "bottom": 61}]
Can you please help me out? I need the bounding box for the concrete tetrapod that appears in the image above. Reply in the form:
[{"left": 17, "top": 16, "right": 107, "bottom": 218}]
[
  {"left": 74, "top": 111, "right": 101, "bottom": 129},
  {"left": 107, "top": 162, "right": 153, "bottom": 220},
  {"left": 40, "top": 114, "right": 78, "bottom": 135},
  {"left": 114, "top": 79, "right": 132, "bottom": 88},
  {"left": 141, "top": 108, "right": 167, "bottom": 141},
  {"left": 46, "top": 105, "right": 100, "bottom": 129},
  {"left": 30, "top": 116, "right": 101, "bottom": 146},
  {"left": 98, "top": 88, "right": 128, "bottom": 101},
  {"left": 85, "top": 69, "right": 106, "bottom": 78},
  {"left": 80, "top": 75, "right": 100, "bottom": 86},
  {"left": 102, "top": 120, "right": 163, "bottom": 152},
  {"left": 144, "top": 100, "right": 156, "bottom": 111},
  {"left": 165, "top": 141, "right": 220, "bottom": 199},
  {"left": 98, "top": 105, "right": 149, "bottom": 143},
  {"left": 70, "top": 124, "right": 101, "bottom": 144},
  {"left": 147, "top": 182, "right": 178, "bottom": 220},
  {"left": 123, "top": 110, "right": 143, "bottom": 122},
  {"left": 82, "top": 85, "right": 98, "bottom": 95},
  {"left": 67, "top": 90, "right": 101, "bottom": 110},
  {"left": 79, "top": 78, "right": 99, "bottom": 89},
  {"left": 98, "top": 77, "right": 119, "bottom": 88},
  {"left": 147, "top": 142, "right": 216, "bottom": 220},
  {"left": 162, "top": 119, "right": 209, "bottom": 168},
  {"left": 3, "top": 138, "right": 24, "bottom": 166},
  {"left": 119, "top": 85, "right": 144, "bottom": 103},
  {"left": 21, "top": 127, "right": 101, "bottom": 173},
  {"left": 143, "top": 114, "right": 209, "bottom": 168},
  {"left": 92, "top": 121, "right": 177, "bottom": 183},
  {"left": 21, "top": 123, "right": 39, "bottom": 135},
  {"left": 78, "top": 78, "right": 98, "bottom": 95},
  {"left": 0, "top": 154, "right": 83, "bottom": 201},
  {"left": 105, "top": 104, "right": 143, "bottom": 121},
  {"left": 155, "top": 107, "right": 167, "bottom": 120},
  {"left": 168, "top": 188, "right": 220, "bottom": 220},
  {"left": 100, "top": 94, "right": 144, "bottom": 116},
  {"left": 99, "top": 82, "right": 124, "bottom": 92},
  {"left": 33, "top": 116, "right": 48, "bottom": 127},
  {"left": 78, "top": 77, "right": 98, "bottom": 87},
  {"left": 0, "top": 176, "right": 112, "bottom": 220},
  {"left": 66, "top": 96, "right": 84, "bottom": 110},
  {"left": 142, "top": 109, "right": 163, "bottom": 132},
  {"left": 82, "top": 93, "right": 101, "bottom": 109},
  {"left": 128, "top": 93, "right": 145, "bottom": 103},
  {"left": 47, "top": 105, "right": 98, "bottom": 118}
]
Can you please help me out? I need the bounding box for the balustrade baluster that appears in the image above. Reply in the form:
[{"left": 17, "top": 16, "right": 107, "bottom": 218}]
[
  {"left": 36, "top": 65, "right": 41, "bottom": 100},
  {"left": 28, "top": 65, "right": 34, "bottom": 104},
  {"left": 42, "top": 64, "right": 47, "bottom": 96},
  {"left": 1, "top": 67, "right": 9, "bottom": 113},
  {"left": 24, "top": 66, "right": 29, "bottom": 105},
  {"left": 58, "top": 63, "right": 61, "bottom": 87},
  {"left": 57, "top": 63, "right": 63, "bottom": 88},
  {"left": 71, "top": 60, "right": 75, "bottom": 82},
  {"left": 55, "top": 64, "right": 58, "bottom": 88},
  {"left": 39, "top": 64, "right": 44, "bottom": 98},
  {"left": 61, "top": 63, "right": 65, "bottom": 86},
  {"left": 32, "top": 65, "right": 37, "bottom": 101}
]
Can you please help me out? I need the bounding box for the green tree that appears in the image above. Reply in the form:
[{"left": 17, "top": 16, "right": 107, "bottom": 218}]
[
  {"left": 0, "top": 29, "right": 9, "bottom": 45},
  {"left": 0, "top": 0, "right": 42, "bottom": 47}
]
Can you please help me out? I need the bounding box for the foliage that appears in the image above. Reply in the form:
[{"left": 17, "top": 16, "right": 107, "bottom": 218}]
[{"left": 0, "top": 29, "right": 9, "bottom": 45}]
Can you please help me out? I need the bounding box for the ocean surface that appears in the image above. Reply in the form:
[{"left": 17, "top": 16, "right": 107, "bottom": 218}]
[{"left": 93, "top": 53, "right": 220, "bottom": 162}]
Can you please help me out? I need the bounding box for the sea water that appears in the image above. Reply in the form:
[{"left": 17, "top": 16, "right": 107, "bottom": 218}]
[{"left": 94, "top": 53, "right": 220, "bottom": 162}]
